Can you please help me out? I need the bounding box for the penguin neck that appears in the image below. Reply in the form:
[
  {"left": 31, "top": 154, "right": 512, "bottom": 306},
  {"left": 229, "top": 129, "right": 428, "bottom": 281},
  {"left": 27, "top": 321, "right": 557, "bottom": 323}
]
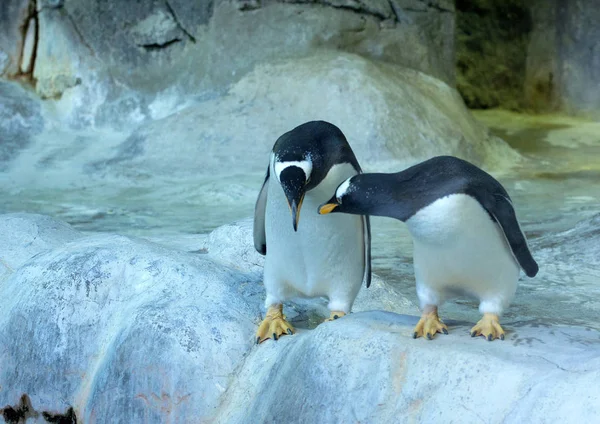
[{"left": 357, "top": 173, "right": 419, "bottom": 222}]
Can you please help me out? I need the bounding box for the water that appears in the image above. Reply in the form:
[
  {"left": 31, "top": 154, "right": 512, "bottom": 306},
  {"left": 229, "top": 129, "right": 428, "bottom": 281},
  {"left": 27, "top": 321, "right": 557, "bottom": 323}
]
[{"left": 2, "top": 110, "right": 599, "bottom": 329}]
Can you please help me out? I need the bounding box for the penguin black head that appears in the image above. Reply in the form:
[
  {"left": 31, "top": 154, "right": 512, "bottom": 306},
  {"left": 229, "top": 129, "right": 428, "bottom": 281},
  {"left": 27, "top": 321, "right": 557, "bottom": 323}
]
[
  {"left": 318, "top": 173, "right": 395, "bottom": 218},
  {"left": 318, "top": 175, "right": 363, "bottom": 216},
  {"left": 272, "top": 121, "right": 361, "bottom": 231},
  {"left": 274, "top": 160, "right": 312, "bottom": 232}
]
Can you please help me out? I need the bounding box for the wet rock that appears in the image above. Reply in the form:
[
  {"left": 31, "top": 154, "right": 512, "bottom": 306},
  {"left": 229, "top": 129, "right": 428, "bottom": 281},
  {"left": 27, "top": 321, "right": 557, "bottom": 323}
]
[
  {"left": 0, "top": 81, "right": 44, "bottom": 171},
  {"left": 0, "top": 213, "right": 263, "bottom": 423},
  {"left": 0, "top": 213, "right": 413, "bottom": 422},
  {"left": 217, "top": 311, "right": 600, "bottom": 423},
  {"left": 528, "top": 213, "right": 600, "bottom": 328},
  {"left": 0, "top": 213, "right": 81, "bottom": 274},
  {"left": 95, "top": 51, "right": 515, "bottom": 179},
  {"left": 1, "top": 213, "right": 598, "bottom": 423}
]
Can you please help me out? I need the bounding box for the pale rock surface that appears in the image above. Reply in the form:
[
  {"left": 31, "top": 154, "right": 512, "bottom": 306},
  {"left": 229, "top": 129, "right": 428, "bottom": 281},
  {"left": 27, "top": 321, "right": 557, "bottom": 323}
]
[
  {"left": 94, "top": 52, "right": 516, "bottom": 180},
  {"left": 0, "top": 213, "right": 262, "bottom": 422},
  {"left": 1, "top": 213, "right": 599, "bottom": 423},
  {"left": 217, "top": 312, "right": 600, "bottom": 424}
]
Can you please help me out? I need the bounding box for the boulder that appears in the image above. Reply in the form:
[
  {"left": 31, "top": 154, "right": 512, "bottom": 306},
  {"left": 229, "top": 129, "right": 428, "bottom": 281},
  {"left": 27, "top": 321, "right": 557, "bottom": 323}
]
[
  {"left": 61, "top": 0, "right": 455, "bottom": 90},
  {"left": 93, "top": 51, "right": 516, "bottom": 180},
  {"left": 1, "top": 213, "right": 599, "bottom": 423},
  {"left": 0, "top": 214, "right": 415, "bottom": 422},
  {"left": 216, "top": 312, "right": 600, "bottom": 423},
  {"left": 0, "top": 213, "right": 81, "bottom": 274},
  {"left": 0, "top": 213, "right": 263, "bottom": 422}
]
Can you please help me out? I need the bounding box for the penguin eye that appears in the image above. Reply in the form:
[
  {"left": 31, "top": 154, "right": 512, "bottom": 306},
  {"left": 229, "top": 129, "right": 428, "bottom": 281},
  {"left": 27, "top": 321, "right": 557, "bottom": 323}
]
[{"left": 336, "top": 196, "right": 342, "bottom": 204}]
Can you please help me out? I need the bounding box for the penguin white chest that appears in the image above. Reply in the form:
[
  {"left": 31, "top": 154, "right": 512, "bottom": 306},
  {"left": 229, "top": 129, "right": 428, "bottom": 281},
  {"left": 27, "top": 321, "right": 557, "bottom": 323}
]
[
  {"left": 405, "top": 194, "right": 520, "bottom": 310},
  {"left": 263, "top": 163, "right": 365, "bottom": 303}
]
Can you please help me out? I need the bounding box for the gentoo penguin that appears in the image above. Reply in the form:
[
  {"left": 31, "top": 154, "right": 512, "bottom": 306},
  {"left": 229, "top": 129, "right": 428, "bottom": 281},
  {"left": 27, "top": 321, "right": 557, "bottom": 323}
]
[
  {"left": 319, "top": 155, "right": 538, "bottom": 341},
  {"left": 253, "top": 120, "right": 371, "bottom": 344}
]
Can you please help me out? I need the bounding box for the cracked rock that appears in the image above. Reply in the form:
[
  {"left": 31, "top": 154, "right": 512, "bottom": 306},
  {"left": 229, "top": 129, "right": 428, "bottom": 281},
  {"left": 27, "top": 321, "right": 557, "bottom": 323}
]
[{"left": 130, "top": 9, "right": 184, "bottom": 49}]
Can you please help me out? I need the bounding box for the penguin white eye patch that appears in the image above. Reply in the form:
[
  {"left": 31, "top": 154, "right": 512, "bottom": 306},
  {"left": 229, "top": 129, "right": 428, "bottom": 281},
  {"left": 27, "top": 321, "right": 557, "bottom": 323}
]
[
  {"left": 274, "top": 160, "right": 313, "bottom": 182},
  {"left": 335, "top": 177, "right": 353, "bottom": 201}
]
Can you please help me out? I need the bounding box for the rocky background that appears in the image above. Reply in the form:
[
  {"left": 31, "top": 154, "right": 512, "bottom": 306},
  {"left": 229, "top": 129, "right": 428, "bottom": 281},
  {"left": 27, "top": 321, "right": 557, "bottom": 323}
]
[
  {"left": 1, "top": 1, "right": 599, "bottom": 423},
  {"left": 456, "top": 0, "right": 600, "bottom": 116}
]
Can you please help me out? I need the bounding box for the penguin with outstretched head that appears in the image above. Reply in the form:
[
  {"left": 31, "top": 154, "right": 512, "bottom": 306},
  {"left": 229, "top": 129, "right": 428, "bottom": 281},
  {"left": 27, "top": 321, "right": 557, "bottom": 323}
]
[
  {"left": 319, "top": 155, "right": 538, "bottom": 341},
  {"left": 253, "top": 121, "right": 371, "bottom": 344}
]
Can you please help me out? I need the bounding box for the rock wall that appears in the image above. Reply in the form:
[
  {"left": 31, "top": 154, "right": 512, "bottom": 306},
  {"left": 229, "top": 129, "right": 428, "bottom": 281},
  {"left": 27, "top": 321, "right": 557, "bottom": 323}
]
[
  {"left": 524, "top": 0, "right": 600, "bottom": 117},
  {"left": 0, "top": 0, "right": 456, "bottom": 125},
  {"left": 455, "top": 0, "right": 532, "bottom": 110},
  {"left": 456, "top": 0, "right": 600, "bottom": 117}
]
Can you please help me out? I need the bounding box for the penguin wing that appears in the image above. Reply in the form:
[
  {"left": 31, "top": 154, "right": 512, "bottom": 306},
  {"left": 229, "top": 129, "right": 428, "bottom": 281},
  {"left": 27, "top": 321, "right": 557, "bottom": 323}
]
[
  {"left": 363, "top": 215, "right": 372, "bottom": 288},
  {"left": 485, "top": 193, "right": 539, "bottom": 277},
  {"left": 253, "top": 168, "right": 269, "bottom": 255}
]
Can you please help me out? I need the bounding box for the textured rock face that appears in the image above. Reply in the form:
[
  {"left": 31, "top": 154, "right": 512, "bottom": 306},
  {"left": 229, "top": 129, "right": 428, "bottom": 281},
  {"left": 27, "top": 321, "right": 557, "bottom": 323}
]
[
  {"left": 456, "top": 0, "right": 600, "bottom": 116},
  {"left": 0, "top": 51, "right": 517, "bottom": 200},
  {"left": 217, "top": 312, "right": 600, "bottom": 424},
  {"left": 0, "top": 0, "right": 33, "bottom": 77},
  {"left": 456, "top": 0, "right": 531, "bottom": 110},
  {"left": 0, "top": 81, "right": 44, "bottom": 171},
  {"left": 1, "top": 213, "right": 599, "bottom": 423},
  {"left": 93, "top": 52, "right": 515, "bottom": 180},
  {"left": 0, "top": 0, "right": 456, "bottom": 124},
  {"left": 0, "top": 214, "right": 415, "bottom": 422},
  {"left": 529, "top": 213, "right": 600, "bottom": 326},
  {"left": 0, "top": 214, "right": 264, "bottom": 423},
  {"left": 525, "top": 0, "right": 600, "bottom": 116}
]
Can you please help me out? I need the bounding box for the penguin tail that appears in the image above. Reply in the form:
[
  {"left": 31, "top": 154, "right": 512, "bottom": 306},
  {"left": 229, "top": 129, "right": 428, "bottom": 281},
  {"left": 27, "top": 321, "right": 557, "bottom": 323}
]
[{"left": 488, "top": 194, "right": 539, "bottom": 278}]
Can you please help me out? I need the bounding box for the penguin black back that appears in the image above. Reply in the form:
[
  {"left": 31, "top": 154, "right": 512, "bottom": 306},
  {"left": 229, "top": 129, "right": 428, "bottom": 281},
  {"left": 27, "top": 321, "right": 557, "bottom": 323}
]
[{"left": 324, "top": 156, "right": 539, "bottom": 278}]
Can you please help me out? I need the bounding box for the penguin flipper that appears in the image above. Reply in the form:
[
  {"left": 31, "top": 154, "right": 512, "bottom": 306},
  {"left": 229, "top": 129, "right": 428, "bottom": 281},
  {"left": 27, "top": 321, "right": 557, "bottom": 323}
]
[
  {"left": 487, "top": 193, "right": 539, "bottom": 277},
  {"left": 253, "top": 168, "right": 269, "bottom": 255},
  {"left": 362, "top": 215, "right": 372, "bottom": 288}
]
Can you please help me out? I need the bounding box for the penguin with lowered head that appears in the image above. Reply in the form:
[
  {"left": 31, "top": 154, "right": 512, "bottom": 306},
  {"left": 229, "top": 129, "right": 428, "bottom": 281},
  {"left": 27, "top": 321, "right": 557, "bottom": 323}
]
[
  {"left": 253, "top": 121, "right": 371, "bottom": 344},
  {"left": 319, "top": 155, "right": 538, "bottom": 341}
]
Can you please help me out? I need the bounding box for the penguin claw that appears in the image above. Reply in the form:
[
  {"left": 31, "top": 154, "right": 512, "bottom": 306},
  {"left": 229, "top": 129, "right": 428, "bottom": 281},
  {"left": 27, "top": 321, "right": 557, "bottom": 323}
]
[
  {"left": 255, "top": 305, "right": 295, "bottom": 344},
  {"left": 470, "top": 313, "right": 506, "bottom": 341},
  {"left": 412, "top": 308, "right": 448, "bottom": 340}
]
